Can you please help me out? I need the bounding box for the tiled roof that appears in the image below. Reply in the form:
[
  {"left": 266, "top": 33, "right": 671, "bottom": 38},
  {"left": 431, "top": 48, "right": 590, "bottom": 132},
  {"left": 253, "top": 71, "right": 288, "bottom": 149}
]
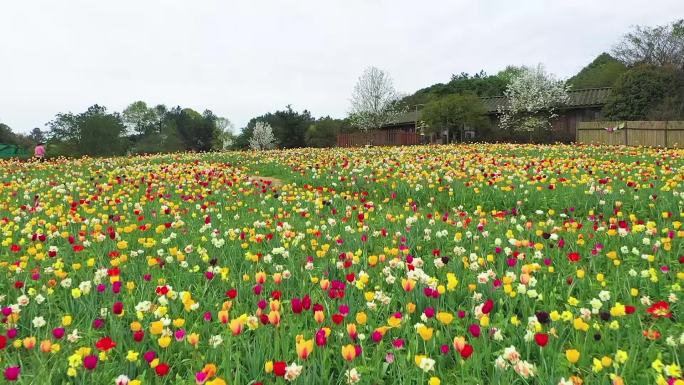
[
  {"left": 388, "top": 88, "right": 612, "bottom": 125},
  {"left": 480, "top": 87, "right": 612, "bottom": 113},
  {"left": 385, "top": 109, "right": 422, "bottom": 126},
  {"left": 567, "top": 87, "right": 612, "bottom": 107}
]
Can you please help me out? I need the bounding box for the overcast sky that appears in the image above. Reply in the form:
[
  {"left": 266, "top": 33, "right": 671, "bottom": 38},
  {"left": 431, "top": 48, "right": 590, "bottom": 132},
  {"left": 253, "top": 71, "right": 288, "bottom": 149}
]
[{"left": 1, "top": 0, "right": 682, "bottom": 133}]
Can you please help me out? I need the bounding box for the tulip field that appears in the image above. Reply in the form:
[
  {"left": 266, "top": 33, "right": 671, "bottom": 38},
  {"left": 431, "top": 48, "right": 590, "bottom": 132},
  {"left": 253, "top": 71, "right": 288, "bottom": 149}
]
[{"left": 0, "top": 143, "right": 683, "bottom": 385}]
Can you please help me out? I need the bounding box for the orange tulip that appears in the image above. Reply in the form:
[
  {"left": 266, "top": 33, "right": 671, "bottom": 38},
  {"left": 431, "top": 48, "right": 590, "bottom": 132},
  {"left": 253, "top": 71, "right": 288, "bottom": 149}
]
[
  {"left": 402, "top": 278, "right": 416, "bottom": 292},
  {"left": 40, "top": 340, "right": 52, "bottom": 353},
  {"left": 229, "top": 318, "right": 243, "bottom": 336},
  {"left": 341, "top": 344, "right": 356, "bottom": 361},
  {"left": 296, "top": 335, "right": 314, "bottom": 360},
  {"left": 268, "top": 311, "right": 281, "bottom": 326},
  {"left": 314, "top": 310, "right": 325, "bottom": 324}
]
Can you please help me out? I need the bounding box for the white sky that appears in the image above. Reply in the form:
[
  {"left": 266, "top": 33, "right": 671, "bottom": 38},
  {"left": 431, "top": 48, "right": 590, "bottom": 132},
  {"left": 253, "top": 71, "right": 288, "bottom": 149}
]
[{"left": 1, "top": 0, "right": 682, "bottom": 133}]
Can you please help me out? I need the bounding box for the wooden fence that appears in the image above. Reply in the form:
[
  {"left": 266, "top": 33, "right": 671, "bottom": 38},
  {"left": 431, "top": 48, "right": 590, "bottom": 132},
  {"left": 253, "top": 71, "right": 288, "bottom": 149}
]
[
  {"left": 577, "top": 121, "right": 684, "bottom": 148},
  {"left": 337, "top": 129, "right": 421, "bottom": 148}
]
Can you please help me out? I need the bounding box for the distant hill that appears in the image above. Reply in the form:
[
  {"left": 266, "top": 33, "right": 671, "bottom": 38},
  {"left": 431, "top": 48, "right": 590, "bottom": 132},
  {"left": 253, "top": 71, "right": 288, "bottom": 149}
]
[
  {"left": 402, "top": 54, "right": 627, "bottom": 106},
  {"left": 566, "top": 53, "right": 627, "bottom": 89},
  {"left": 401, "top": 67, "right": 523, "bottom": 107}
]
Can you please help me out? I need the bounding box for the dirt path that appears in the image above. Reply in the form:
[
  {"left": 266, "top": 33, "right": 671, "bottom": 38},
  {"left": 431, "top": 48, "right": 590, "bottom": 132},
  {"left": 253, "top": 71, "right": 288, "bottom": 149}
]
[{"left": 247, "top": 176, "right": 283, "bottom": 188}]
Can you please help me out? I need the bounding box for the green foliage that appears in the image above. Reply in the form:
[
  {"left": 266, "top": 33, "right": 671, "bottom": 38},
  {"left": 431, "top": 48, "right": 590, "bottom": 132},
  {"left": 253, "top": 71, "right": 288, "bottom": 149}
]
[
  {"left": 232, "top": 125, "right": 254, "bottom": 150},
  {"left": 402, "top": 67, "right": 523, "bottom": 107},
  {"left": 235, "top": 106, "right": 314, "bottom": 149},
  {"left": 28, "top": 128, "right": 45, "bottom": 143},
  {"left": 164, "top": 107, "right": 219, "bottom": 151},
  {"left": 267, "top": 106, "right": 314, "bottom": 148},
  {"left": 131, "top": 125, "right": 186, "bottom": 155},
  {"left": 0, "top": 123, "right": 35, "bottom": 149},
  {"left": 47, "top": 105, "right": 126, "bottom": 157},
  {"left": 305, "top": 118, "right": 348, "bottom": 147},
  {"left": 122, "top": 101, "right": 160, "bottom": 136},
  {"left": 46, "top": 102, "right": 226, "bottom": 157},
  {"left": 612, "top": 19, "right": 684, "bottom": 68},
  {"left": 79, "top": 108, "right": 127, "bottom": 156},
  {"left": 602, "top": 65, "right": 683, "bottom": 120},
  {"left": 0, "top": 123, "right": 21, "bottom": 145},
  {"left": 567, "top": 53, "right": 627, "bottom": 88},
  {"left": 421, "top": 93, "right": 489, "bottom": 137}
]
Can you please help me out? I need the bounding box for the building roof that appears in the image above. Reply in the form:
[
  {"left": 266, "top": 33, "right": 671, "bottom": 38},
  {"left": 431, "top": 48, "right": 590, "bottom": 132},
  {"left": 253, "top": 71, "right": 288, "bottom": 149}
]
[
  {"left": 480, "top": 87, "right": 612, "bottom": 113},
  {"left": 385, "top": 109, "right": 422, "bottom": 126},
  {"left": 388, "top": 87, "right": 613, "bottom": 125}
]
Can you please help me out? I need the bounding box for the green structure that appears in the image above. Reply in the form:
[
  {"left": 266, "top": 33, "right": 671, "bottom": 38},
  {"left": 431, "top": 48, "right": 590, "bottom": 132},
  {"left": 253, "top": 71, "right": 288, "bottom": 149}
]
[{"left": 0, "top": 143, "right": 28, "bottom": 158}]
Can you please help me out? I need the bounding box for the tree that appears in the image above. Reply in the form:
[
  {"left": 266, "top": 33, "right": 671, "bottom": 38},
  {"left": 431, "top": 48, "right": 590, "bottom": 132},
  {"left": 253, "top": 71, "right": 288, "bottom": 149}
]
[
  {"left": 602, "top": 65, "right": 683, "bottom": 120},
  {"left": 249, "top": 121, "right": 276, "bottom": 150},
  {"left": 122, "top": 101, "right": 158, "bottom": 135},
  {"left": 612, "top": 19, "right": 684, "bottom": 68},
  {"left": 234, "top": 106, "right": 313, "bottom": 149},
  {"left": 0, "top": 123, "right": 14, "bottom": 143},
  {"left": 254, "top": 106, "right": 313, "bottom": 148},
  {"left": 421, "top": 93, "right": 488, "bottom": 142},
  {"left": 165, "top": 107, "right": 219, "bottom": 151},
  {"left": 567, "top": 53, "right": 627, "bottom": 88},
  {"left": 47, "top": 105, "right": 126, "bottom": 157},
  {"left": 152, "top": 104, "right": 169, "bottom": 133},
  {"left": 401, "top": 66, "right": 524, "bottom": 106},
  {"left": 0, "top": 123, "right": 33, "bottom": 148},
  {"left": 213, "top": 117, "right": 235, "bottom": 150},
  {"left": 305, "top": 118, "right": 346, "bottom": 147},
  {"left": 79, "top": 106, "right": 127, "bottom": 156},
  {"left": 28, "top": 127, "right": 45, "bottom": 143},
  {"left": 232, "top": 125, "right": 254, "bottom": 150},
  {"left": 348, "top": 66, "right": 404, "bottom": 131},
  {"left": 498, "top": 64, "right": 570, "bottom": 133}
]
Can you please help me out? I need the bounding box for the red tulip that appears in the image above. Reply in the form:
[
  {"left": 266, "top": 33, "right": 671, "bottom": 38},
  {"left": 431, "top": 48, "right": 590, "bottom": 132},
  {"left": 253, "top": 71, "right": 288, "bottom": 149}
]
[
  {"left": 273, "top": 361, "right": 286, "bottom": 377},
  {"left": 133, "top": 330, "right": 144, "bottom": 342},
  {"left": 468, "top": 324, "right": 481, "bottom": 337},
  {"left": 95, "top": 336, "right": 116, "bottom": 351},
  {"left": 291, "top": 298, "right": 303, "bottom": 314},
  {"left": 302, "top": 295, "right": 311, "bottom": 310},
  {"left": 567, "top": 252, "right": 580, "bottom": 262},
  {"left": 155, "top": 363, "right": 169, "bottom": 376},
  {"left": 647, "top": 301, "right": 672, "bottom": 318},
  {"left": 534, "top": 333, "right": 549, "bottom": 347},
  {"left": 460, "top": 344, "right": 473, "bottom": 359},
  {"left": 482, "top": 299, "right": 494, "bottom": 314}
]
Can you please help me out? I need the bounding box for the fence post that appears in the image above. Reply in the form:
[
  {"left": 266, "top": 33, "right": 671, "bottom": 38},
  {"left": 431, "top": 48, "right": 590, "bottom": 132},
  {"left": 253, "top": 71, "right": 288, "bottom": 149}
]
[
  {"left": 624, "top": 125, "right": 628, "bottom": 146},
  {"left": 664, "top": 121, "right": 669, "bottom": 148}
]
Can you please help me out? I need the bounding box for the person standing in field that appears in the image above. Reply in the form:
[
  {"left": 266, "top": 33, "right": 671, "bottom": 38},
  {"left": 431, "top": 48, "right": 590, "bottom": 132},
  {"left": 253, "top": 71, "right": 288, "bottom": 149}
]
[{"left": 34, "top": 142, "right": 46, "bottom": 161}]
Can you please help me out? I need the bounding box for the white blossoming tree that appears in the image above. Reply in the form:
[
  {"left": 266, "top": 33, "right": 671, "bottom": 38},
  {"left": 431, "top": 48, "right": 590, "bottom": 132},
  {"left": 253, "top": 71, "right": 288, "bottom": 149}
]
[
  {"left": 498, "top": 64, "right": 570, "bottom": 133},
  {"left": 249, "top": 121, "right": 276, "bottom": 150},
  {"left": 348, "top": 66, "right": 405, "bottom": 131}
]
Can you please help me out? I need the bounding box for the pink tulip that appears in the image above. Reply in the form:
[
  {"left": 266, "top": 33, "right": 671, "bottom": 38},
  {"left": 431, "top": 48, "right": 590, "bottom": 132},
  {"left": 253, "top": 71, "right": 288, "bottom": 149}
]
[
  {"left": 4, "top": 366, "right": 20, "bottom": 381},
  {"left": 468, "top": 324, "right": 481, "bottom": 337},
  {"left": 83, "top": 355, "right": 98, "bottom": 370}
]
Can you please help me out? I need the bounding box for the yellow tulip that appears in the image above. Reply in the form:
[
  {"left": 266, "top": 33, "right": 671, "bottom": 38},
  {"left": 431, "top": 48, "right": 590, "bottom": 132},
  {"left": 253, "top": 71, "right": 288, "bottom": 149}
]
[{"left": 566, "top": 349, "right": 580, "bottom": 364}]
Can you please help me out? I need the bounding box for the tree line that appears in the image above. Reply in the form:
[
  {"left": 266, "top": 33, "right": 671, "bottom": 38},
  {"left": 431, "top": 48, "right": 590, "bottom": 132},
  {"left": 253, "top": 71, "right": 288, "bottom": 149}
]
[
  {"left": 395, "top": 19, "right": 684, "bottom": 143},
  {"left": 0, "top": 101, "right": 351, "bottom": 157},
  {"left": 1, "top": 19, "right": 681, "bottom": 155}
]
